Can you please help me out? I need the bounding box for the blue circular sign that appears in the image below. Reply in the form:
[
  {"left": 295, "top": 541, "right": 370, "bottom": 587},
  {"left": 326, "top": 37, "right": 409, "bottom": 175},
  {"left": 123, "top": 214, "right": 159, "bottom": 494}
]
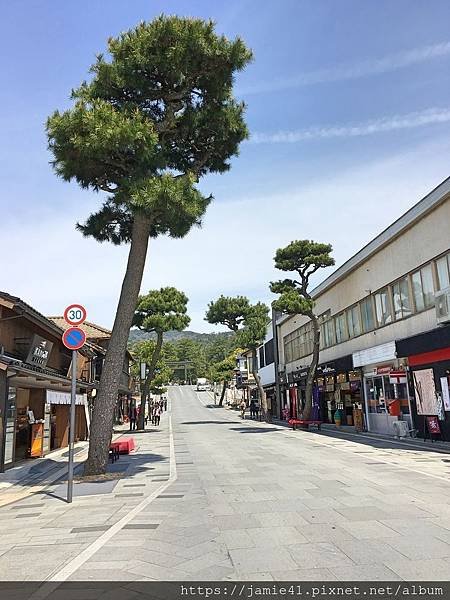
[{"left": 62, "top": 327, "right": 86, "bottom": 350}]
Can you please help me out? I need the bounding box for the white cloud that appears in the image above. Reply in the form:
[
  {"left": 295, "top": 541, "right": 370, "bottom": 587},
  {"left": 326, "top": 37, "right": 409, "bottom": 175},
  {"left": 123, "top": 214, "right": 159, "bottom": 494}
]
[
  {"left": 251, "top": 107, "right": 450, "bottom": 144},
  {"left": 240, "top": 41, "right": 450, "bottom": 95},
  {"left": 1, "top": 137, "right": 449, "bottom": 333}
]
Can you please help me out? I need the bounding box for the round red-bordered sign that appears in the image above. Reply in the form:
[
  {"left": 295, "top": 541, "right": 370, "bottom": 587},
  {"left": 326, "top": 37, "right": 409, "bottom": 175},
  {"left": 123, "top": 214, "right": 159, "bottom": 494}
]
[
  {"left": 62, "top": 327, "right": 86, "bottom": 350},
  {"left": 64, "top": 304, "right": 87, "bottom": 326}
]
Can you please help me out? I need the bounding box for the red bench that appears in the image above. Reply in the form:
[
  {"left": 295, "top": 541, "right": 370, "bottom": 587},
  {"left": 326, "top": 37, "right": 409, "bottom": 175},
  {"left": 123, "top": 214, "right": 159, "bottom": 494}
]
[
  {"left": 110, "top": 437, "right": 136, "bottom": 455},
  {"left": 288, "top": 419, "right": 322, "bottom": 431}
]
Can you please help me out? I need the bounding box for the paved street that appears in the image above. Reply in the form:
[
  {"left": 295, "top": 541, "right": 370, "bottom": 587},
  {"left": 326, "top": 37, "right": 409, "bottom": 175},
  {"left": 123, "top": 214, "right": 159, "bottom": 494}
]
[{"left": 1, "top": 385, "right": 450, "bottom": 583}]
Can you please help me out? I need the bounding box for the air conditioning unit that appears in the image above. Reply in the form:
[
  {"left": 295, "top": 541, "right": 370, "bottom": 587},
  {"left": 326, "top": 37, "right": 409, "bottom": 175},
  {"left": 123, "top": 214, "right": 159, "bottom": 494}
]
[
  {"left": 435, "top": 288, "right": 450, "bottom": 325},
  {"left": 392, "top": 420, "right": 409, "bottom": 438}
]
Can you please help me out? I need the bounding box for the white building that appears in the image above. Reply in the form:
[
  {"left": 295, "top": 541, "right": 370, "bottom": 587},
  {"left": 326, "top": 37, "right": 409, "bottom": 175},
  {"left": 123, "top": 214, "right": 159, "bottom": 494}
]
[{"left": 276, "top": 177, "right": 450, "bottom": 437}]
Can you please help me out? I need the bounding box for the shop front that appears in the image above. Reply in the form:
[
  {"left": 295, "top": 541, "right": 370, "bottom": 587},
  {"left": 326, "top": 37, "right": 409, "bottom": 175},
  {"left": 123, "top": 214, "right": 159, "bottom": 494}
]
[
  {"left": 353, "top": 341, "right": 413, "bottom": 435},
  {"left": 263, "top": 385, "right": 277, "bottom": 417},
  {"left": 1, "top": 361, "right": 89, "bottom": 470},
  {"left": 287, "top": 355, "right": 363, "bottom": 426},
  {"left": 396, "top": 326, "right": 450, "bottom": 441}
]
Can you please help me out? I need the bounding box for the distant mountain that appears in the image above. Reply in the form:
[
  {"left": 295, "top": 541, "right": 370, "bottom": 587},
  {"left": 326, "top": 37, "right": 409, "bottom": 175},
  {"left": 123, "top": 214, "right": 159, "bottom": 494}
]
[{"left": 129, "top": 328, "right": 232, "bottom": 345}]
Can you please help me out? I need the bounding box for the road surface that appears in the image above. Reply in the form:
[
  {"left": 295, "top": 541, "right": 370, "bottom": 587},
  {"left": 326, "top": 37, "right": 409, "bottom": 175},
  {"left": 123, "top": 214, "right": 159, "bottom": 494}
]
[{"left": 1, "top": 385, "right": 450, "bottom": 583}]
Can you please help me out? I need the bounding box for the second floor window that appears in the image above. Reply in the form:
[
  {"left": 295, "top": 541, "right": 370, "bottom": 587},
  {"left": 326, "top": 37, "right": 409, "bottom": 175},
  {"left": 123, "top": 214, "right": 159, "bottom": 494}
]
[
  {"left": 323, "top": 319, "right": 336, "bottom": 347},
  {"left": 361, "top": 296, "right": 375, "bottom": 332},
  {"left": 335, "top": 313, "right": 348, "bottom": 343},
  {"left": 392, "top": 277, "right": 412, "bottom": 320},
  {"left": 436, "top": 253, "right": 450, "bottom": 290},
  {"left": 412, "top": 264, "right": 434, "bottom": 311},
  {"left": 374, "top": 288, "right": 392, "bottom": 327},
  {"left": 347, "top": 305, "right": 362, "bottom": 337}
]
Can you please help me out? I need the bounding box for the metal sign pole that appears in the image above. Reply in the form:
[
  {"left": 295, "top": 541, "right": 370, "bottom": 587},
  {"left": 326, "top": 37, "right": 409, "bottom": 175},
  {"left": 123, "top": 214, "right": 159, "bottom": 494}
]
[{"left": 67, "top": 349, "right": 77, "bottom": 503}]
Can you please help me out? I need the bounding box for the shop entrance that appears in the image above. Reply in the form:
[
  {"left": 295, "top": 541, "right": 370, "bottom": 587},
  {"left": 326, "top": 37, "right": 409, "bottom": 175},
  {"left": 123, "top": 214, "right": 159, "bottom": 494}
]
[{"left": 364, "top": 373, "right": 412, "bottom": 434}]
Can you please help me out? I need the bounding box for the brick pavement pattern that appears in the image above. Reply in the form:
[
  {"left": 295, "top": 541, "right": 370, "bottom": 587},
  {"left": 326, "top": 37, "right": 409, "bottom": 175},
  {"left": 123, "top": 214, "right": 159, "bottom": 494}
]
[{"left": 1, "top": 385, "right": 450, "bottom": 582}]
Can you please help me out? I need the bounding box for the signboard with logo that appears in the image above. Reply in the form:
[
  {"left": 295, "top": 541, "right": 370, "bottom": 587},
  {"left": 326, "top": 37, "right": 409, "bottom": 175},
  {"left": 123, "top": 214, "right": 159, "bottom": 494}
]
[
  {"left": 389, "top": 370, "right": 407, "bottom": 384},
  {"left": 25, "top": 335, "right": 53, "bottom": 368},
  {"left": 353, "top": 341, "right": 396, "bottom": 368},
  {"left": 426, "top": 416, "right": 441, "bottom": 435}
]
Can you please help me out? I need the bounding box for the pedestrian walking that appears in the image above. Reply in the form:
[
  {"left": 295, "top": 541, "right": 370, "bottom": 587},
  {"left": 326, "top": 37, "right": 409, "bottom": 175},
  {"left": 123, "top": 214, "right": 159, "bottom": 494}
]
[
  {"left": 163, "top": 397, "right": 167, "bottom": 411},
  {"left": 129, "top": 404, "right": 137, "bottom": 431},
  {"left": 153, "top": 405, "right": 161, "bottom": 426},
  {"left": 240, "top": 399, "right": 246, "bottom": 419},
  {"left": 254, "top": 400, "right": 260, "bottom": 421},
  {"left": 249, "top": 399, "right": 256, "bottom": 419}
]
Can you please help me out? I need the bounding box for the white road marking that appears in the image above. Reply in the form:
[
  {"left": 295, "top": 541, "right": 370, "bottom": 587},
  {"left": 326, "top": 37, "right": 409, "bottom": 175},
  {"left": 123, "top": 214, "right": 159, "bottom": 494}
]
[{"left": 30, "top": 409, "right": 177, "bottom": 598}]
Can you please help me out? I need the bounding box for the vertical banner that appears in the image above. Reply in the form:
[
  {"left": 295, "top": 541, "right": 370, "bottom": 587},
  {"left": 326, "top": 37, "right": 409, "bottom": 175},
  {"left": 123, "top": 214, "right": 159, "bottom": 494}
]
[
  {"left": 441, "top": 377, "right": 450, "bottom": 412},
  {"left": 413, "top": 369, "right": 438, "bottom": 415}
]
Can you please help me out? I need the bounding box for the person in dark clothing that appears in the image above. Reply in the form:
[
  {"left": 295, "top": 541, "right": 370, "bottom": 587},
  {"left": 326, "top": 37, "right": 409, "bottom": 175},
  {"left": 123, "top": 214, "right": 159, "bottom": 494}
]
[
  {"left": 249, "top": 399, "right": 256, "bottom": 419},
  {"left": 129, "top": 405, "right": 137, "bottom": 431}
]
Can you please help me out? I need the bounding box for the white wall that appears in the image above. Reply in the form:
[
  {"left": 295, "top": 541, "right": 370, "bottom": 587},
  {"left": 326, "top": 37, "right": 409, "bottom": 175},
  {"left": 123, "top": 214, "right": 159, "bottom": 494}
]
[{"left": 277, "top": 195, "right": 450, "bottom": 375}]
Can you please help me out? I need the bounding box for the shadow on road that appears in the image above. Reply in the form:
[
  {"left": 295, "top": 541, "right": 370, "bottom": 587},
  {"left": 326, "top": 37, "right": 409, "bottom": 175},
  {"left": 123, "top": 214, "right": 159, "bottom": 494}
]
[
  {"left": 182, "top": 420, "right": 241, "bottom": 425},
  {"left": 0, "top": 451, "right": 168, "bottom": 506},
  {"left": 230, "top": 427, "right": 280, "bottom": 434}
]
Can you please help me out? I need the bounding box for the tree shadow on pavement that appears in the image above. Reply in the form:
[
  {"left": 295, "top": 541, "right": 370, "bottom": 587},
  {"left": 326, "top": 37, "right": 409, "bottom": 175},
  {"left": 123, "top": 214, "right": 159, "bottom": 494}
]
[
  {"left": 181, "top": 420, "right": 241, "bottom": 425},
  {"left": 0, "top": 451, "right": 168, "bottom": 505},
  {"left": 230, "top": 427, "right": 280, "bottom": 434}
]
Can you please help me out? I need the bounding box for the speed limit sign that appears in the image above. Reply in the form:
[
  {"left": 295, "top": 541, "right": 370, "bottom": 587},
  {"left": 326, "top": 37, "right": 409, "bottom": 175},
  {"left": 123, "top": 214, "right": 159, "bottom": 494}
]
[{"left": 64, "top": 304, "right": 87, "bottom": 326}]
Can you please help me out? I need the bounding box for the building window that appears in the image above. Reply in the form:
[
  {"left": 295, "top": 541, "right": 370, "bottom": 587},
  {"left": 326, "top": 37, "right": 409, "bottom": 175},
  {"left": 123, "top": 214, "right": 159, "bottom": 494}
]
[
  {"left": 392, "top": 277, "right": 412, "bottom": 320},
  {"left": 360, "top": 296, "right": 375, "bottom": 332},
  {"left": 323, "top": 319, "right": 336, "bottom": 347},
  {"left": 347, "top": 305, "right": 361, "bottom": 338},
  {"left": 264, "top": 340, "right": 274, "bottom": 365},
  {"left": 335, "top": 313, "right": 348, "bottom": 343},
  {"left": 412, "top": 264, "right": 434, "bottom": 311},
  {"left": 258, "top": 346, "right": 265, "bottom": 368},
  {"left": 374, "top": 288, "right": 392, "bottom": 326},
  {"left": 436, "top": 254, "right": 450, "bottom": 290}
]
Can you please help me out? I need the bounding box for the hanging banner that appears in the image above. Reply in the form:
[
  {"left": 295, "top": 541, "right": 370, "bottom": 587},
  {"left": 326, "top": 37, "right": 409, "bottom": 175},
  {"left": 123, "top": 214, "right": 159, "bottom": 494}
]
[
  {"left": 441, "top": 377, "right": 450, "bottom": 411},
  {"left": 413, "top": 369, "right": 438, "bottom": 415},
  {"left": 46, "top": 390, "right": 87, "bottom": 406}
]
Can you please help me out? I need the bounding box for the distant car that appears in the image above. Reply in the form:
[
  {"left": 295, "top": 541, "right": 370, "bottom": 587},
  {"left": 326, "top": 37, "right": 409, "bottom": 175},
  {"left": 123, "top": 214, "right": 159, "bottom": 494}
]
[{"left": 196, "top": 377, "right": 208, "bottom": 392}]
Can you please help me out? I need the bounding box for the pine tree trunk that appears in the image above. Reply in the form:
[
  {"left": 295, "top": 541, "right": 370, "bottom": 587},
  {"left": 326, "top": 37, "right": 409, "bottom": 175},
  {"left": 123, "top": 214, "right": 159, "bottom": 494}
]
[
  {"left": 218, "top": 380, "right": 227, "bottom": 406},
  {"left": 84, "top": 214, "right": 152, "bottom": 475},
  {"left": 252, "top": 348, "right": 269, "bottom": 422},
  {"left": 138, "top": 330, "right": 163, "bottom": 429},
  {"left": 303, "top": 313, "right": 320, "bottom": 420}
]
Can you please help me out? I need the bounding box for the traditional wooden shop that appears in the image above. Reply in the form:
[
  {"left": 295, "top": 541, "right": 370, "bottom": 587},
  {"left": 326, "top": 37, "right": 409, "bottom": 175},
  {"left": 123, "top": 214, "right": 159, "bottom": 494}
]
[{"left": 0, "top": 292, "right": 96, "bottom": 471}]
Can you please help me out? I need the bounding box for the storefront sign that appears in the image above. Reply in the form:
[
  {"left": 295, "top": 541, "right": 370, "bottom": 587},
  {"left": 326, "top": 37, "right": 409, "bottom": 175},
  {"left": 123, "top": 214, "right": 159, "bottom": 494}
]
[
  {"left": 413, "top": 369, "right": 438, "bottom": 416},
  {"left": 353, "top": 341, "right": 396, "bottom": 368},
  {"left": 389, "top": 370, "right": 407, "bottom": 384},
  {"left": 426, "top": 416, "right": 441, "bottom": 435},
  {"left": 25, "top": 335, "right": 53, "bottom": 368},
  {"left": 376, "top": 365, "right": 392, "bottom": 376},
  {"left": 46, "top": 390, "right": 87, "bottom": 406},
  {"left": 440, "top": 377, "right": 450, "bottom": 411}
]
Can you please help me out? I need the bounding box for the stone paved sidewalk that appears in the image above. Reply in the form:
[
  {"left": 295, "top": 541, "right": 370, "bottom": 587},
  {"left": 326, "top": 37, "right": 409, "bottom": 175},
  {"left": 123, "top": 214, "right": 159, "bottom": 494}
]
[
  {"left": 0, "top": 415, "right": 173, "bottom": 581},
  {"left": 1, "top": 386, "right": 450, "bottom": 586}
]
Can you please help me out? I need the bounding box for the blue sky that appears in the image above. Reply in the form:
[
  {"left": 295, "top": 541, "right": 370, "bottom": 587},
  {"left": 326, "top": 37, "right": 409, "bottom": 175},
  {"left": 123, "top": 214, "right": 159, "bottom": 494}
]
[{"left": 1, "top": 0, "right": 450, "bottom": 331}]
